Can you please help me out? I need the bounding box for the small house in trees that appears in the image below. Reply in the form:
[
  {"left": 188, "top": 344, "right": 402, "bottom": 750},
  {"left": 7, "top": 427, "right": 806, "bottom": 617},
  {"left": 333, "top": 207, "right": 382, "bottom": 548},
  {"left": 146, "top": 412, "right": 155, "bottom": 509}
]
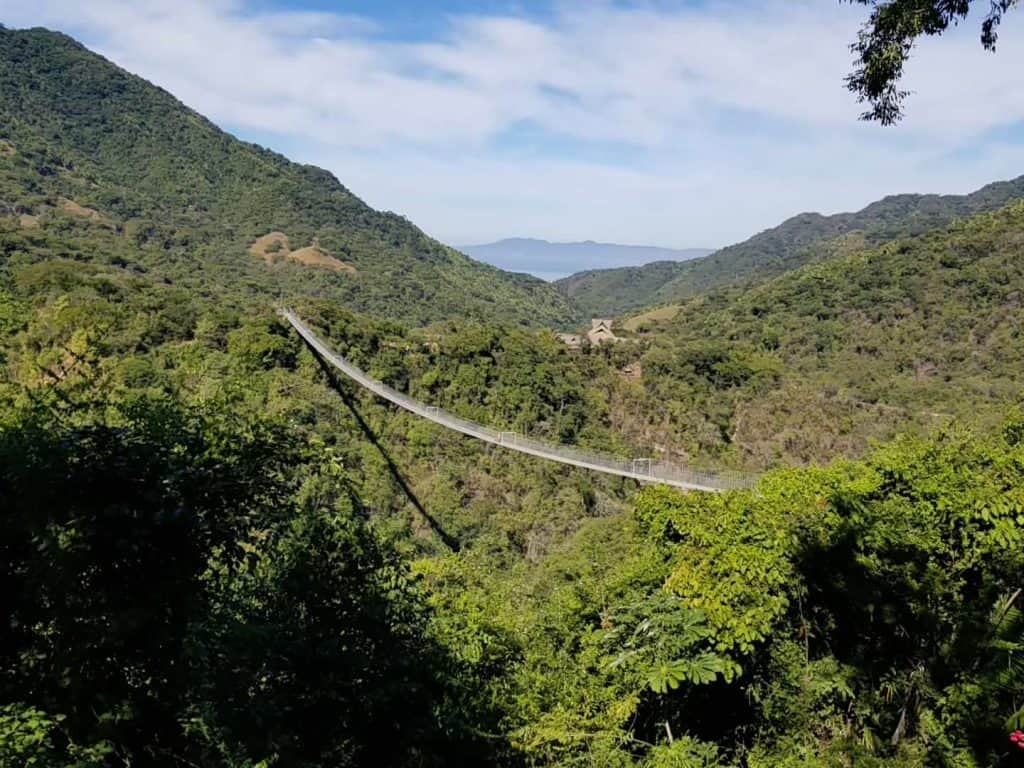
[
  {"left": 587, "top": 318, "right": 618, "bottom": 345},
  {"left": 557, "top": 319, "right": 621, "bottom": 348}
]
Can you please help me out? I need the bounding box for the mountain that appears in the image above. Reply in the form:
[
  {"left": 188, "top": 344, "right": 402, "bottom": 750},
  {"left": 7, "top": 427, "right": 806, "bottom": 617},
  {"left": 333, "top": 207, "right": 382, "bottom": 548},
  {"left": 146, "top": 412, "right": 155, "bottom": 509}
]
[
  {"left": 625, "top": 199, "right": 1024, "bottom": 468},
  {"left": 4, "top": 23, "right": 1024, "bottom": 768},
  {"left": 460, "top": 238, "right": 711, "bottom": 280},
  {"left": 553, "top": 261, "right": 698, "bottom": 318},
  {"left": 559, "top": 175, "right": 1024, "bottom": 317},
  {"left": 0, "top": 26, "right": 578, "bottom": 328}
]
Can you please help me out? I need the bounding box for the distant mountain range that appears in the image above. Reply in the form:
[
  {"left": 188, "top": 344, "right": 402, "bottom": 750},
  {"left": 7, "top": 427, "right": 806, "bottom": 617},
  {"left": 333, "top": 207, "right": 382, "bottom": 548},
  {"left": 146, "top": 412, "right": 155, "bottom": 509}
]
[
  {"left": 555, "top": 174, "right": 1024, "bottom": 318},
  {"left": 459, "top": 238, "right": 713, "bottom": 280}
]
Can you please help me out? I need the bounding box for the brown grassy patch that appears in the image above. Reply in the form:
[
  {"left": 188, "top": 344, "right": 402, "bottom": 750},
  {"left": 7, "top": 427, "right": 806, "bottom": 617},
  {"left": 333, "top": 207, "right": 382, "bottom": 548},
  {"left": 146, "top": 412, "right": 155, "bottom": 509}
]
[
  {"left": 58, "top": 197, "right": 100, "bottom": 219},
  {"left": 248, "top": 232, "right": 355, "bottom": 274},
  {"left": 287, "top": 242, "right": 357, "bottom": 275},
  {"left": 0, "top": 140, "right": 14, "bottom": 157},
  {"left": 18, "top": 214, "right": 40, "bottom": 229},
  {"left": 57, "top": 197, "right": 115, "bottom": 229},
  {"left": 621, "top": 304, "right": 680, "bottom": 332},
  {"left": 248, "top": 231, "right": 291, "bottom": 264}
]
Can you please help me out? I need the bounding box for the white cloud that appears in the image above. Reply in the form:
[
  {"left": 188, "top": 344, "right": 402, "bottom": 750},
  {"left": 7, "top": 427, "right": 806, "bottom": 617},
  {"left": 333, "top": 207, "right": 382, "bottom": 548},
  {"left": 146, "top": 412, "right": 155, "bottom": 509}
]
[{"left": 2, "top": 0, "right": 1023, "bottom": 258}]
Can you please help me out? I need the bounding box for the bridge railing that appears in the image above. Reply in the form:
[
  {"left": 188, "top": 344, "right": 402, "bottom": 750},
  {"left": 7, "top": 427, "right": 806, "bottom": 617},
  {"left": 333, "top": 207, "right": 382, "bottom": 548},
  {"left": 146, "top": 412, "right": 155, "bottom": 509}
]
[{"left": 280, "top": 308, "right": 755, "bottom": 492}]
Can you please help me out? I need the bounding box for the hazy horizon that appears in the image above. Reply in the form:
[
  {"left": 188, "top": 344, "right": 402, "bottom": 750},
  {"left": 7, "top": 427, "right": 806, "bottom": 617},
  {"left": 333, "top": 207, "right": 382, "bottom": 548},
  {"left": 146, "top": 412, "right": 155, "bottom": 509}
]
[{"left": 459, "top": 237, "right": 715, "bottom": 280}]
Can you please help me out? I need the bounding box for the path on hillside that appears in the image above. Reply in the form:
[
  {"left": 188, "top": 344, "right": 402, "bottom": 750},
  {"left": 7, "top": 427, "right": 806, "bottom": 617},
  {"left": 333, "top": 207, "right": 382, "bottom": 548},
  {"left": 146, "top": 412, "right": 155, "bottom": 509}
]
[{"left": 280, "top": 308, "right": 754, "bottom": 493}]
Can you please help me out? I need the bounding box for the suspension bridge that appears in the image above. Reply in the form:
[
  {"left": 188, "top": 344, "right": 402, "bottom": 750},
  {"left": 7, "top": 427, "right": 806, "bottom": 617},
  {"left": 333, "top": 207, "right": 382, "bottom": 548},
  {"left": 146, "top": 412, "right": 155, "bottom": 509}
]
[{"left": 280, "top": 308, "right": 754, "bottom": 493}]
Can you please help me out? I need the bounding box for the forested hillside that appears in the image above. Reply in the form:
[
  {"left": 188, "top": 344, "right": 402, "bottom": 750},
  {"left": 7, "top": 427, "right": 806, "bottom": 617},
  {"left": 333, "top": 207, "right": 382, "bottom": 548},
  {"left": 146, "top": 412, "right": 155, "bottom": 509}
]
[
  {"left": 559, "top": 175, "right": 1024, "bottom": 317},
  {"left": 616, "top": 201, "right": 1024, "bottom": 469},
  {"left": 554, "top": 260, "right": 700, "bottom": 318},
  {"left": 0, "top": 26, "right": 578, "bottom": 328},
  {"left": 4, "top": 245, "right": 1023, "bottom": 766},
  {"left": 2, "top": 23, "right": 1024, "bottom": 768},
  {"left": 0, "top": 210, "right": 674, "bottom": 764}
]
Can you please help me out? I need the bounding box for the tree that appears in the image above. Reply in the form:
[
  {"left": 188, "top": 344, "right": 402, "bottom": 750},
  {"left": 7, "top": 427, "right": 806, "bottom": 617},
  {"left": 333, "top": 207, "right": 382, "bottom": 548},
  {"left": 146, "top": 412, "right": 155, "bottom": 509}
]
[
  {"left": 0, "top": 397, "right": 300, "bottom": 762},
  {"left": 0, "top": 396, "right": 491, "bottom": 766},
  {"left": 846, "top": 0, "right": 1018, "bottom": 124}
]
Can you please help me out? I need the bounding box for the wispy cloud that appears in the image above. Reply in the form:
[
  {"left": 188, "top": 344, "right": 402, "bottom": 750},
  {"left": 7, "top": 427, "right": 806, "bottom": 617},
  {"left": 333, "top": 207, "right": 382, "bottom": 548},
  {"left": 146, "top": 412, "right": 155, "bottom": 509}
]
[{"left": 2, "top": 0, "right": 1023, "bottom": 255}]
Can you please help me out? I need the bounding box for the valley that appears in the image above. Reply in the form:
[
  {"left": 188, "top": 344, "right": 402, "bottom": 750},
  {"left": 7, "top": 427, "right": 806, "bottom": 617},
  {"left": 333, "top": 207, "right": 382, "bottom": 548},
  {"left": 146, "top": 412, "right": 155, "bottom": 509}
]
[{"left": 2, "top": 18, "right": 1023, "bottom": 768}]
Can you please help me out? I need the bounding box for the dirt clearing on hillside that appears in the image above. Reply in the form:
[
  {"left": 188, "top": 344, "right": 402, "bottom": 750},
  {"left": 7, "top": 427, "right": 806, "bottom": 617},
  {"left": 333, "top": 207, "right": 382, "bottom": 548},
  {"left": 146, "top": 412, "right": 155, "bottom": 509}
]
[
  {"left": 288, "top": 240, "right": 356, "bottom": 275},
  {"left": 57, "top": 197, "right": 115, "bottom": 229},
  {"left": 248, "top": 231, "right": 291, "bottom": 263},
  {"left": 249, "top": 232, "right": 356, "bottom": 274}
]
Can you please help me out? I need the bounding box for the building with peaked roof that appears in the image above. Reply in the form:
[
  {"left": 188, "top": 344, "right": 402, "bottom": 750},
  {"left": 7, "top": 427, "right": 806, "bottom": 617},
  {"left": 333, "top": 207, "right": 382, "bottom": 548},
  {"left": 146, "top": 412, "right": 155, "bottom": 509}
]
[{"left": 587, "top": 318, "right": 618, "bottom": 345}]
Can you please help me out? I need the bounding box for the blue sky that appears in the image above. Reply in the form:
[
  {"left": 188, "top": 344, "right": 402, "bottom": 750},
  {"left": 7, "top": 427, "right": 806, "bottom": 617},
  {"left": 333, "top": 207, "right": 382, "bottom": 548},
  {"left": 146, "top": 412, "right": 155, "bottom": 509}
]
[
  {"left": 250, "top": 0, "right": 561, "bottom": 39},
  {"left": 3, "top": 0, "right": 1024, "bottom": 276}
]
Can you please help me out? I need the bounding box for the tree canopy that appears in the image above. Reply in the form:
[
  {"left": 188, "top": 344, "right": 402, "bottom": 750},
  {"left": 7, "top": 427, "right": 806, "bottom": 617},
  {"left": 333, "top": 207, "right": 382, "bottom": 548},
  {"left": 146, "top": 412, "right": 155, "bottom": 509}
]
[
  {"left": 846, "top": 0, "right": 1019, "bottom": 124},
  {"left": 3, "top": 22, "right": 1024, "bottom": 767}
]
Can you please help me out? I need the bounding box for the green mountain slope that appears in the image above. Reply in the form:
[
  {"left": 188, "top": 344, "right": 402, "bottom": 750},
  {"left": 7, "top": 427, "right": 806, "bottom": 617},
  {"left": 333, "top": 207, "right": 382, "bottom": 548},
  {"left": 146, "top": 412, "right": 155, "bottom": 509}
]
[
  {"left": 558, "top": 175, "right": 1024, "bottom": 317},
  {"left": 625, "top": 200, "right": 1024, "bottom": 468},
  {"left": 0, "top": 26, "right": 578, "bottom": 327},
  {"left": 553, "top": 260, "right": 696, "bottom": 318}
]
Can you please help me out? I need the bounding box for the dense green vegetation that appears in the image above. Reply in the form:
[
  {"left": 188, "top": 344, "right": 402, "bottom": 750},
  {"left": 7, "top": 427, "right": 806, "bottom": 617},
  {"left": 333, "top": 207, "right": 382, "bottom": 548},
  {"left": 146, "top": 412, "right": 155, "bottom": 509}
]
[
  {"left": 0, "top": 26, "right": 578, "bottom": 328},
  {"left": 0, "top": 223, "right": 647, "bottom": 764},
  {"left": 4, "top": 261, "right": 1023, "bottom": 764},
  {"left": 554, "top": 260, "right": 697, "bottom": 320},
  {"left": 619, "top": 201, "right": 1024, "bottom": 470},
  {"left": 557, "top": 175, "right": 1024, "bottom": 318},
  {"left": 1, "top": 24, "right": 1023, "bottom": 768},
  {"left": 1, "top": 397, "right": 492, "bottom": 767}
]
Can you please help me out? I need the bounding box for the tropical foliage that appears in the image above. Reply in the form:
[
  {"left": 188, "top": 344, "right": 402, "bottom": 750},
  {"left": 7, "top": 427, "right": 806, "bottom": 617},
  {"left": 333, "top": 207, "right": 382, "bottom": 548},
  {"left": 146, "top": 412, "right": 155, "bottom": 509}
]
[
  {"left": 618, "top": 201, "right": 1024, "bottom": 470},
  {"left": 1, "top": 23, "right": 1023, "bottom": 768}
]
